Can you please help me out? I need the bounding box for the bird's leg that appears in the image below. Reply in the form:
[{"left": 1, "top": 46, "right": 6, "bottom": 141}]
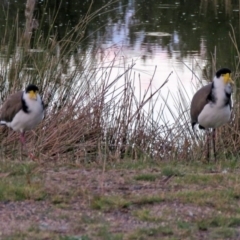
[
  {"left": 19, "top": 132, "right": 25, "bottom": 161},
  {"left": 20, "top": 132, "right": 26, "bottom": 146},
  {"left": 19, "top": 132, "right": 35, "bottom": 160},
  {"left": 212, "top": 128, "right": 217, "bottom": 161},
  {"left": 206, "top": 130, "right": 210, "bottom": 162},
  {"left": 19, "top": 132, "right": 26, "bottom": 152}
]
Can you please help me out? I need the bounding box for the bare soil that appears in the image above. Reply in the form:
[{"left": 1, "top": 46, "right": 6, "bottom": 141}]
[{"left": 0, "top": 162, "right": 239, "bottom": 240}]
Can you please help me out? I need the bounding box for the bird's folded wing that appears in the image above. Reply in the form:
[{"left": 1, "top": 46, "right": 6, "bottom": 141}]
[
  {"left": 190, "top": 83, "right": 212, "bottom": 125},
  {"left": 0, "top": 91, "right": 23, "bottom": 122}
]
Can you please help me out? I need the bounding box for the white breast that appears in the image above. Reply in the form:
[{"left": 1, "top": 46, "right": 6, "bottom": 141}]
[
  {"left": 198, "top": 79, "right": 232, "bottom": 129},
  {"left": 198, "top": 104, "right": 231, "bottom": 129},
  {"left": 9, "top": 94, "right": 44, "bottom": 132}
]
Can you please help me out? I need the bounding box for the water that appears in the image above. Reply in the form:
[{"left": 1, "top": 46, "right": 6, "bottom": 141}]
[{"left": 1, "top": 0, "right": 240, "bottom": 122}]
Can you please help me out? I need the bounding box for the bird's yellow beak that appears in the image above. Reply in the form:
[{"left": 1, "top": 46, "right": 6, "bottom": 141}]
[
  {"left": 223, "top": 73, "right": 234, "bottom": 85},
  {"left": 28, "top": 90, "right": 37, "bottom": 100}
]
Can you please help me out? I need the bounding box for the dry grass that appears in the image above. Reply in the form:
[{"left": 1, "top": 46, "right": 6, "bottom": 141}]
[
  {"left": 0, "top": 1, "right": 238, "bottom": 163},
  {"left": 0, "top": 0, "right": 178, "bottom": 163}
]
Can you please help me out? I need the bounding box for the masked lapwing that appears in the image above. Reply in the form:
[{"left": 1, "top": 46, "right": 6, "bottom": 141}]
[
  {"left": 190, "top": 68, "right": 234, "bottom": 161},
  {"left": 0, "top": 84, "right": 44, "bottom": 148}
]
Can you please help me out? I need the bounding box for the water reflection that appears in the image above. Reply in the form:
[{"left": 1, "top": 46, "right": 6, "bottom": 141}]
[
  {"left": 0, "top": 0, "right": 239, "bottom": 122},
  {"left": 2, "top": 0, "right": 238, "bottom": 62}
]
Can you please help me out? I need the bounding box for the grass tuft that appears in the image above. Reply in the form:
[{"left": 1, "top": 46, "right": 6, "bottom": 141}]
[
  {"left": 96, "top": 226, "right": 123, "bottom": 240},
  {"left": 128, "top": 226, "right": 173, "bottom": 239},
  {"left": 0, "top": 179, "right": 45, "bottom": 201},
  {"left": 161, "top": 167, "right": 184, "bottom": 177},
  {"left": 133, "top": 208, "right": 162, "bottom": 222},
  {"left": 91, "top": 195, "right": 131, "bottom": 211},
  {"left": 60, "top": 236, "right": 91, "bottom": 240},
  {"left": 134, "top": 173, "right": 160, "bottom": 181},
  {"left": 132, "top": 195, "right": 164, "bottom": 206}
]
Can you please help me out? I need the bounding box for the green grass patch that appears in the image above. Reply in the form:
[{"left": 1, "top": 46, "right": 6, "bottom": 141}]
[
  {"left": 161, "top": 166, "right": 184, "bottom": 177},
  {"left": 50, "top": 194, "right": 72, "bottom": 205},
  {"left": 175, "top": 173, "right": 240, "bottom": 190},
  {"left": 81, "top": 214, "right": 101, "bottom": 224},
  {"left": 110, "top": 159, "right": 160, "bottom": 170},
  {"left": 176, "top": 173, "right": 224, "bottom": 186},
  {"left": 0, "top": 161, "right": 44, "bottom": 201},
  {"left": 128, "top": 226, "right": 173, "bottom": 239},
  {"left": 91, "top": 194, "right": 164, "bottom": 212},
  {"left": 91, "top": 195, "right": 131, "bottom": 211},
  {"left": 210, "top": 228, "right": 238, "bottom": 239},
  {"left": 96, "top": 226, "right": 123, "bottom": 240},
  {"left": 197, "top": 216, "right": 240, "bottom": 229},
  {"left": 2, "top": 232, "right": 27, "bottom": 240},
  {"left": 177, "top": 221, "right": 193, "bottom": 230},
  {"left": 2, "top": 230, "right": 60, "bottom": 240},
  {"left": 60, "top": 236, "right": 91, "bottom": 240},
  {"left": 133, "top": 208, "right": 162, "bottom": 222},
  {"left": 134, "top": 173, "right": 160, "bottom": 181},
  {"left": 167, "top": 188, "right": 237, "bottom": 211},
  {"left": 0, "top": 161, "right": 38, "bottom": 176},
  {"left": 0, "top": 177, "right": 45, "bottom": 201},
  {"left": 132, "top": 195, "right": 164, "bottom": 206}
]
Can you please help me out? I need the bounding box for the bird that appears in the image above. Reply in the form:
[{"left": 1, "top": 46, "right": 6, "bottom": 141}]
[
  {"left": 0, "top": 84, "right": 44, "bottom": 150},
  {"left": 190, "top": 68, "right": 234, "bottom": 161}
]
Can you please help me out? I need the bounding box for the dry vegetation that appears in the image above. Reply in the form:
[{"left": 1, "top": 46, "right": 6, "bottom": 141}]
[
  {"left": 0, "top": 1, "right": 238, "bottom": 162},
  {"left": 0, "top": 0, "right": 240, "bottom": 239},
  {"left": 0, "top": 0, "right": 181, "bottom": 163}
]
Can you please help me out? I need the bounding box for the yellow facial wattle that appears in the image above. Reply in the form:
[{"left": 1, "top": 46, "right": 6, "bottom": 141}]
[
  {"left": 28, "top": 90, "right": 37, "bottom": 100},
  {"left": 223, "top": 73, "right": 234, "bottom": 84}
]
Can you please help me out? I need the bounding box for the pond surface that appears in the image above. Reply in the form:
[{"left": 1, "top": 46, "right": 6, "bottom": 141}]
[{"left": 1, "top": 0, "right": 240, "bottom": 121}]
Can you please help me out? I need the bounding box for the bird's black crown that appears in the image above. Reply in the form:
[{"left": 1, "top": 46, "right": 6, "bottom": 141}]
[
  {"left": 25, "top": 84, "right": 39, "bottom": 93},
  {"left": 216, "top": 68, "right": 231, "bottom": 78}
]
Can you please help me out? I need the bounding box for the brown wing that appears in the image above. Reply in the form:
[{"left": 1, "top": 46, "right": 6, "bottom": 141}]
[
  {"left": 190, "top": 83, "right": 212, "bottom": 127},
  {"left": 0, "top": 91, "right": 23, "bottom": 122}
]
